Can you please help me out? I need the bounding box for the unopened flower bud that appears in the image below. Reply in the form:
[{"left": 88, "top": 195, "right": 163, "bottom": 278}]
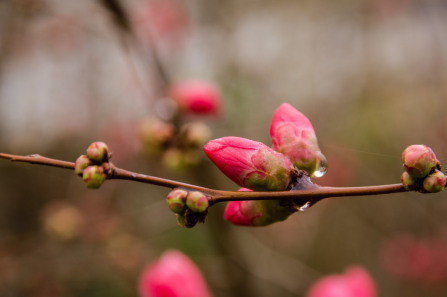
[
  {"left": 423, "top": 171, "right": 446, "bottom": 193},
  {"left": 186, "top": 191, "right": 209, "bottom": 213},
  {"left": 86, "top": 141, "right": 109, "bottom": 164},
  {"left": 401, "top": 171, "right": 417, "bottom": 191},
  {"left": 169, "top": 80, "right": 221, "bottom": 115},
  {"left": 402, "top": 145, "right": 438, "bottom": 178},
  {"left": 224, "top": 188, "right": 294, "bottom": 227},
  {"left": 74, "top": 155, "right": 91, "bottom": 176},
  {"left": 270, "top": 103, "right": 325, "bottom": 176},
  {"left": 204, "top": 137, "right": 294, "bottom": 191},
  {"left": 82, "top": 165, "right": 106, "bottom": 189},
  {"left": 166, "top": 189, "right": 188, "bottom": 214}
]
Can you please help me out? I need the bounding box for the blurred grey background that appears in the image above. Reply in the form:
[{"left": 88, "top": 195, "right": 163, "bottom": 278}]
[{"left": 0, "top": 0, "right": 447, "bottom": 296}]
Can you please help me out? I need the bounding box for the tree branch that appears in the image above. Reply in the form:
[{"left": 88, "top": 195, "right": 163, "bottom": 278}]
[{"left": 0, "top": 152, "right": 413, "bottom": 206}]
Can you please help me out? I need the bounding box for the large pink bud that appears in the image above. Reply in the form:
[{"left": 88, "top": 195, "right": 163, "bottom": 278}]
[
  {"left": 139, "top": 250, "right": 212, "bottom": 297},
  {"left": 270, "top": 103, "right": 326, "bottom": 176},
  {"left": 224, "top": 188, "right": 295, "bottom": 226},
  {"left": 169, "top": 80, "right": 221, "bottom": 115},
  {"left": 306, "top": 266, "right": 377, "bottom": 297},
  {"left": 402, "top": 144, "right": 438, "bottom": 178},
  {"left": 204, "top": 137, "right": 295, "bottom": 191}
]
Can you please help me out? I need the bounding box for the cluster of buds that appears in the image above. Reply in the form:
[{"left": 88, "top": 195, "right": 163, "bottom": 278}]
[
  {"left": 204, "top": 103, "right": 325, "bottom": 227},
  {"left": 166, "top": 189, "right": 209, "bottom": 228},
  {"left": 139, "top": 80, "right": 220, "bottom": 171},
  {"left": 401, "top": 144, "right": 446, "bottom": 193},
  {"left": 74, "top": 141, "right": 113, "bottom": 189}
]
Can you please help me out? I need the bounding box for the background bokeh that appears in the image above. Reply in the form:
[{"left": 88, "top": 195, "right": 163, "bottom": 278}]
[{"left": 1, "top": 0, "right": 447, "bottom": 296}]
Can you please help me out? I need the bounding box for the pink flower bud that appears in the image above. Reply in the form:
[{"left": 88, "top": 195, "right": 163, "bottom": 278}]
[
  {"left": 423, "top": 170, "right": 446, "bottom": 193},
  {"left": 86, "top": 141, "right": 110, "bottom": 164},
  {"left": 401, "top": 171, "right": 416, "bottom": 191},
  {"left": 166, "top": 189, "right": 188, "bottom": 214},
  {"left": 204, "top": 137, "right": 295, "bottom": 191},
  {"left": 224, "top": 188, "right": 294, "bottom": 226},
  {"left": 169, "top": 80, "right": 221, "bottom": 115},
  {"left": 306, "top": 266, "right": 377, "bottom": 297},
  {"left": 270, "top": 103, "right": 325, "bottom": 176},
  {"left": 82, "top": 166, "right": 106, "bottom": 189},
  {"left": 186, "top": 191, "right": 209, "bottom": 213},
  {"left": 402, "top": 145, "right": 438, "bottom": 178},
  {"left": 139, "top": 250, "right": 213, "bottom": 297},
  {"left": 74, "top": 155, "right": 92, "bottom": 176}
]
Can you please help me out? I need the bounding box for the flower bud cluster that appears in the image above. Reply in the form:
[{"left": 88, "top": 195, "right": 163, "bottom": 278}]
[
  {"left": 401, "top": 145, "right": 446, "bottom": 193},
  {"left": 166, "top": 189, "right": 209, "bottom": 228},
  {"left": 75, "top": 141, "right": 113, "bottom": 189},
  {"left": 139, "top": 80, "right": 220, "bottom": 172},
  {"left": 204, "top": 103, "right": 325, "bottom": 227}
]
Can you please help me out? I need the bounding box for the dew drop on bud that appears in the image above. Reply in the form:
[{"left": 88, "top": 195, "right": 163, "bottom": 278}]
[
  {"left": 313, "top": 151, "right": 328, "bottom": 178},
  {"left": 298, "top": 201, "right": 312, "bottom": 212}
]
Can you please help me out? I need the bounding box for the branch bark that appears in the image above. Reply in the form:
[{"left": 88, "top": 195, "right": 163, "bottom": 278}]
[{"left": 0, "top": 152, "right": 411, "bottom": 206}]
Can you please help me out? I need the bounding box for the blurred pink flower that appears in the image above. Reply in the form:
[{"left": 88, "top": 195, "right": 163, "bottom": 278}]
[
  {"left": 204, "top": 136, "right": 294, "bottom": 191},
  {"left": 169, "top": 80, "right": 221, "bottom": 115},
  {"left": 380, "top": 234, "right": 447, "bottom": 285},
  {"left": 224, "top": 188, "right": 294, "bottom": 226},
  {"left": 306, "top": 266, "right": 377, "bottom": 297},
  {"left": 139, "top": 250, "right": 212, "bottom": 297},
  {"left": 270, "top": 103, "right": 325, "bottom": 176}
]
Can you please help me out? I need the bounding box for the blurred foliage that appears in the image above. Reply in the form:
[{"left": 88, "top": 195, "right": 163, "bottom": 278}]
[{"left": 0, "top": 0, "right": 447, "bottom": 296}]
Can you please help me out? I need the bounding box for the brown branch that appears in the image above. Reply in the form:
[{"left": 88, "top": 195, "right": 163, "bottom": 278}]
[{"left": 0, "top": 152, "right": 411, "bottom": 205}]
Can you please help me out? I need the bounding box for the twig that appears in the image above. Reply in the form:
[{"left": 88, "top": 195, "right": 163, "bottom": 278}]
[{"left": 0, "top": 152, "right": 410, "bottom": 205}]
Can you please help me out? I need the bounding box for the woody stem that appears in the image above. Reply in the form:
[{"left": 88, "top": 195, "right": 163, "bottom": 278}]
[{"left": 0, "top": 152, "right": 409, "bottom": 204}]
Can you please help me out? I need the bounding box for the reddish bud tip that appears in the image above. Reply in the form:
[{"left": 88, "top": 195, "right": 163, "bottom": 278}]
[
  {"left": 270, "top": 103, "right": 325, "bottom": 176},
  {"left": 74, "top": 155, "right": 91, "bottom": 176},
  {"left": 166, "top": 189, "right": 188, "bottom": 214},
  {"left": 139, "top": 250, "right": 213, "bottom": 297},
  {"left": 186, "top": 191, "right": 209, "bottom": 213},
  {"left": 306, "top": 266, "right": 377, "bottom": 297},
  {"left": 169, "top": 80, "right": 221, "bottom": 115},
  {"left": 82, "top": 166, "right": 106, "bottom": 189},
  {"left": 204, "top": 136, "right": 294, "bottom": 191},
  {"left": 86, "top": 141, "right": 110, "bottom": 164},
  {"left": 423, "top": 170, "right": 446, "bottom": 193},
  {"left": 402, "top": 145, "right": 438, "bottom": 178}
]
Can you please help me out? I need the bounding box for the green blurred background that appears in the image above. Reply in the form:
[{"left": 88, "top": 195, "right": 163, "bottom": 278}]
[{"left": 0, "top": 0, "right": 447, "bottom": 296}]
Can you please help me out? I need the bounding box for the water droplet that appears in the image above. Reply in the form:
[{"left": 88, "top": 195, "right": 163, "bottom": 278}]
[
  {"left": 313, "top": 151, "right": 328, "bottom": 178},
  {"left": 298, "top": 201, "right": 311, "bottom": 212}
]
